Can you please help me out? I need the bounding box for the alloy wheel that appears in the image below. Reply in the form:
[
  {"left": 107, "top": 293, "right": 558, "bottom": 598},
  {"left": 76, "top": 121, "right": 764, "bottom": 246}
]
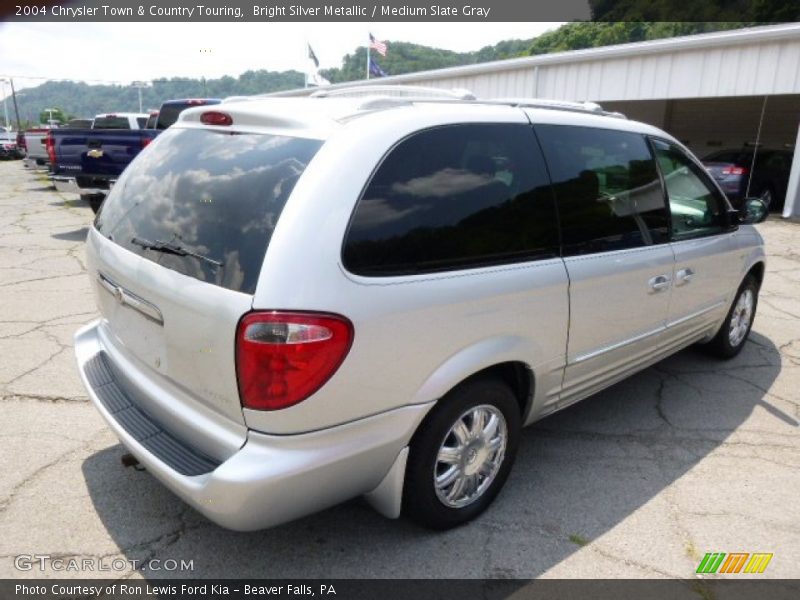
[
  {"left": 728, "top": 288, "right": 754, "bottom": 348},
  {"left": 433, "top": 404, "right": 507, "bottom": 509}
]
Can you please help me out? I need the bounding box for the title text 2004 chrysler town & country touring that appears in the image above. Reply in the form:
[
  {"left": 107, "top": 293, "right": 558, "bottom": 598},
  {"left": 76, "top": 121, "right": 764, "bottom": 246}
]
[{"left": 74, "top": 90, "right": 768, "bottom": 530}]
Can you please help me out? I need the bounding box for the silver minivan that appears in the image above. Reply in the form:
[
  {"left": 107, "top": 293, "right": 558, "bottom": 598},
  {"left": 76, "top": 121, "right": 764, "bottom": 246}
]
[{"left": 74, "top": 89, "right": 768, "bottom": 531}]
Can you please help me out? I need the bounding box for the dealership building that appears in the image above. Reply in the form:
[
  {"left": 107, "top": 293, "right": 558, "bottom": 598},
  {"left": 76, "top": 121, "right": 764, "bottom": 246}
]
[{"left": 276, "top": 23, "right": 800, "bottom": 217}]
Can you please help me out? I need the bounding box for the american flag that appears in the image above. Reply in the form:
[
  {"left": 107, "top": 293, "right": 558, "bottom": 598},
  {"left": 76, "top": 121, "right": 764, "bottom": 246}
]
[{"left": 369, "top": 33, "right": 387, "bottom": 57}]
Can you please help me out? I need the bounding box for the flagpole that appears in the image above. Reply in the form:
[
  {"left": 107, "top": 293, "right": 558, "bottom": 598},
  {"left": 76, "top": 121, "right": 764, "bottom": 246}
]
[
  {"left": 366, "top": 33, "right": 370, "bottom": 80},
  {"left": 304, "top": 39, "right": 308, "bottom": 88}
]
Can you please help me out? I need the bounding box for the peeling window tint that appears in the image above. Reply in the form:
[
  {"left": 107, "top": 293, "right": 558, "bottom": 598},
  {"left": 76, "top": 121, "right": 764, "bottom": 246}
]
[{"left": 95, "top": 128, "right": 322, "bottom": 294}]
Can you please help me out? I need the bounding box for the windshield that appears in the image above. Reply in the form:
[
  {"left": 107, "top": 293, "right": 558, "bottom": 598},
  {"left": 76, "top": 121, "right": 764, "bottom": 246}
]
[{"left": 94, "top": 127, "right": 323, "bottom": 294}]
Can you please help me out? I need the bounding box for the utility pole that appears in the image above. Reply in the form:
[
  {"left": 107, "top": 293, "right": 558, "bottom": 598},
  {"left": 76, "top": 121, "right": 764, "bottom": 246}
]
[
  {"left": 10, "top": 79, "right": 22, "bottom": 131},
  {"left": 0, "top": 79, "right": 9, "bottom": 128},
  {"left": 14, "top": 93, "right": 27, "bottom": 127}
]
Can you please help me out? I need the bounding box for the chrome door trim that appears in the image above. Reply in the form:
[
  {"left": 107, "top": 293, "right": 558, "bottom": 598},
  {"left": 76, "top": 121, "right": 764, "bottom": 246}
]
[
  {"left": 571, "top": 324, "right": 665, "bottom": 364},
  {"left": 97, "top": 272, "right": 164, "bottom": 326},
  {"left": 665, "top": 300, "right": 727, "bottom": 329}
]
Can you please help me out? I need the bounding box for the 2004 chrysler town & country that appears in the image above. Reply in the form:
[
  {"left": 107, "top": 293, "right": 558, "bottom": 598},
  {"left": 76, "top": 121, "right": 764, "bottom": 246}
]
[{"left": 74, "top": 88, "right": 768, "bottom": 531}]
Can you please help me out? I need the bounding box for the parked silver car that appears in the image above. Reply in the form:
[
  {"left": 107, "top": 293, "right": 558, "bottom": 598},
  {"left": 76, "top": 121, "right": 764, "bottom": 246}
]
[{"left": 74, "top": 88, "right": 768, "bottom": 531}]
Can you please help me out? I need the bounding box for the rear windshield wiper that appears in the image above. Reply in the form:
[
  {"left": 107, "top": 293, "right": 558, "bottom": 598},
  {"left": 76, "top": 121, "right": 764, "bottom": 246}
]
[{"left": 131, "top": 237, "right": 223, "bottom": 268}]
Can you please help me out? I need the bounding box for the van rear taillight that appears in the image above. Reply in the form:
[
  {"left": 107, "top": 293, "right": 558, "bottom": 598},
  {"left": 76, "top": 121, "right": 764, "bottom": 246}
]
[
  {"left": 236, "top": 312, "right": 353, "bottom": 411},
  {"left": 200, "top": 111, "right": 233, "bottom": 126}
]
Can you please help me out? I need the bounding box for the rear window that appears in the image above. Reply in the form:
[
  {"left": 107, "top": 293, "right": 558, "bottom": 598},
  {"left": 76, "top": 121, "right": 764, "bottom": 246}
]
[
  {"left": 156, "top": 102, "right": 214, "bottom": 130},
  {"left": 64, "top": 119, "right": 93, "bottom": 129},
  {"left": 93, "top": 117, "right": 131, "bottom": 129},
  {"left": 156, "top": 104, "right": 181, "bottom": 129},
  {"left": 156, "top": 105, "right": 184, "bottom": 129},
  {"left": 94, "top": 127, "right": 322, "bottom": 294}
]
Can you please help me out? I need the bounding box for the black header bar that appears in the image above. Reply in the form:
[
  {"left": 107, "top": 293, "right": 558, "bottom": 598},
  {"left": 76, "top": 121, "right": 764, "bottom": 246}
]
[{"left": 6, "top": 0, "right": 799, "bottom": 22}]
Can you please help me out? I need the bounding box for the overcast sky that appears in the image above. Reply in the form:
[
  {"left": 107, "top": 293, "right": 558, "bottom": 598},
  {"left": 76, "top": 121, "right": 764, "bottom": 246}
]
[{"left": 0, "top": 22, "right": 563, "bottom": 96}]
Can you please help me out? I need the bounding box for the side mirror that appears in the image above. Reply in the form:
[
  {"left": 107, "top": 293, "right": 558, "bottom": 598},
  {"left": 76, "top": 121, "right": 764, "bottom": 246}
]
[{"left": 739, "top": 198, "right": 769, "bottom": 225}]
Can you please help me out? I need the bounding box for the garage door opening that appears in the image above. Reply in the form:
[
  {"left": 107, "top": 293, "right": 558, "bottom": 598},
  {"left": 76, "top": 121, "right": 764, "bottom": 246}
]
[{"left": 604, "top": 95, "right": 799, "bottom": 213}]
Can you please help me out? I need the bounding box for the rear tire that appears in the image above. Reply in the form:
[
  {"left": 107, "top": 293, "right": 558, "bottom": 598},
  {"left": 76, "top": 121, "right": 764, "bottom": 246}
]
[
  {"left": 82, "top": 193, "right": 105, "bottom": 214},
  {"left": 702, "top": 275, "right": 759, "bottom": 359},
  {"left": 403, "top": 378, "right": 521, "bottom": 530}
]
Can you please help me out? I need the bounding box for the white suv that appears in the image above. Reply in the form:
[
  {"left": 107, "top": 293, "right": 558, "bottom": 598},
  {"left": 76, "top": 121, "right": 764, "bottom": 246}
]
[{"left": 74, "top": 88, "right": 768, "bottom": 531}]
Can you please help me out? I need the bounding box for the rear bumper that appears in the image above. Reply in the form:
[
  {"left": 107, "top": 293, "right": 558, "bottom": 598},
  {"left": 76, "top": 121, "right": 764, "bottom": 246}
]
[
  {"left": 52, "top": 176, "right": 108, "bottom": 196},
  {"left": 74, "top": 320, "right": 431, "bottom": 531},
  {"left": 23, "top": 157, "right": 47, "bottom": 169},
  {"left": 52, "top": 176, "right": 80, "bottom": 194}
]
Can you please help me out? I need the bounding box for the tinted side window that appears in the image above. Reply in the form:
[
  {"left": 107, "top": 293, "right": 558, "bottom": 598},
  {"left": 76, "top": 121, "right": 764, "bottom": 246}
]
[
  {"left": 535, "top": 125, "right": 669, "bottom": 255},
  {"left": 343, "top": 123, "right": 559, "bottom": 276},
  {"left": 651, "top": 139, "right": 727, "bottom": 239}
]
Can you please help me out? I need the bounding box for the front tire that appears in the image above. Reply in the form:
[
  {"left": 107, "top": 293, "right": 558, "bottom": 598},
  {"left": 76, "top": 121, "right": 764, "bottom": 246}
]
[
  {"left": 702, "top": 275, "right": 759, "bottom": 359},
  {"left": 403, "top": 378, "right": 521, "bottom": 529}
]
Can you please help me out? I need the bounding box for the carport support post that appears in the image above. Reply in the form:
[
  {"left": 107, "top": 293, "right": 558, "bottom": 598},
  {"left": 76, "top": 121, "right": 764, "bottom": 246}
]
[{"left": 783, "top": 122, "right": 800, "bottom": 219}]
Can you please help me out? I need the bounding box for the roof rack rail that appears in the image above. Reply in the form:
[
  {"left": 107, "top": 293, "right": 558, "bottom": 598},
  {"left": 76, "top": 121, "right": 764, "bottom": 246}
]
[
  {"left": 224, "top": 89, "right": 627, "bottom": 120},
  {"left": 488, "top": 97, "right": 627, "bottom": 119},
  {"left": 310, "top": 85, "right": 476, "bottom": 100}
]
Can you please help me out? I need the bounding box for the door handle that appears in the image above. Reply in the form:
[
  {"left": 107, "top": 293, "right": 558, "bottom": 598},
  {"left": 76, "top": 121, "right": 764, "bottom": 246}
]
[
  {"left": 648, "top": 275, "right": 671, "bottom": 292},
  {"left": 675, "top": 268, "right": 695, "bottom": 285}
]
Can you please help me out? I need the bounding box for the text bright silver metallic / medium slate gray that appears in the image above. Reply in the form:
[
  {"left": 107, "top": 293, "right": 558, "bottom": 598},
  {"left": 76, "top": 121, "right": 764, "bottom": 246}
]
[{"left": 74, "top": 89, "right": 767, "bottom": 531}]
